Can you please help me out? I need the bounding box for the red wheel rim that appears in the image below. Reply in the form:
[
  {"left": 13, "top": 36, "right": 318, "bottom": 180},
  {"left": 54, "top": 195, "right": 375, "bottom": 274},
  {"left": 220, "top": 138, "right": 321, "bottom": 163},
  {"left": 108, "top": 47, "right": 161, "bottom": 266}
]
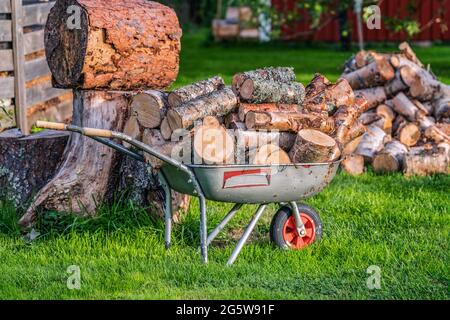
[{"left": 282, "top": 213, "right": 316, "bottom": 249}]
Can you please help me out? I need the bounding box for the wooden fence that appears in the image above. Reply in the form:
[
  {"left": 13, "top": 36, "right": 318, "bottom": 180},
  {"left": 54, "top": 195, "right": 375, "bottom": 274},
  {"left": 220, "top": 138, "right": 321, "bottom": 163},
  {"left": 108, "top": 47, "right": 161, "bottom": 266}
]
[{"left": 0, "top": 0, "right": 72, "bottom": 135}]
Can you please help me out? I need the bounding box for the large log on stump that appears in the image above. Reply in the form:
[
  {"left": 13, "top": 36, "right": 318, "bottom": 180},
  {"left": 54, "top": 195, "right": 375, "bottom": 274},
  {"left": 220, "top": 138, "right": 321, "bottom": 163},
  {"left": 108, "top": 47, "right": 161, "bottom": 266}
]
[
  {"left": 168, "top": 76, "right": 225, "bottom": 108},
  {"left": 373, "top": 140, "right": 409, "bottom": 173},
  {"left": 0, "top": 129, "right": 69, "bottom": 208},
  {"left": 289, "top": 129, "right": 340, "bottom": 163},
  {"left": 45, "top": 0, "right": 182, "bottom": 90},
  {"left": 167, "top": 87, "right": 238, "bottom": 130},
  {"left": 19, "top": 91, "right": 130, "bottom": 228}
]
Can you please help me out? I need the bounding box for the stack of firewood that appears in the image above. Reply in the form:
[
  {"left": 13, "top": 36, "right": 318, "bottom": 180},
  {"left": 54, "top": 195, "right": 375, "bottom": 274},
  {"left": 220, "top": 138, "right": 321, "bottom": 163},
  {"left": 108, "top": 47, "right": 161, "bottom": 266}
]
[
  {"left": 125, "top": 67, "right": 375, "bottom": 168},
  {"left": 340, "top": 42, "right": 450, "bottom": 176}
]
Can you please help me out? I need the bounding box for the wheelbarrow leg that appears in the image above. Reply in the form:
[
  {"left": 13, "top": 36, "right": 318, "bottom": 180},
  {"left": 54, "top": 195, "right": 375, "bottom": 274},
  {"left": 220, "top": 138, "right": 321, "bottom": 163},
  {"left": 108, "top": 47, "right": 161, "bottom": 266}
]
[
  {"left": 158, "top": 173, "right": 172, "bottom": 249},
  {"left": 290, "top": 201, "right": 307, "bottom": 237},
  {"left": 227, "top": 204, "right": 267, "bottom": 267},
  {"left": 207, "top": 203, "right": 243, "bottom": 246},
  {"left": 199, "top": 195, "right": 208, "bottom": 264}
]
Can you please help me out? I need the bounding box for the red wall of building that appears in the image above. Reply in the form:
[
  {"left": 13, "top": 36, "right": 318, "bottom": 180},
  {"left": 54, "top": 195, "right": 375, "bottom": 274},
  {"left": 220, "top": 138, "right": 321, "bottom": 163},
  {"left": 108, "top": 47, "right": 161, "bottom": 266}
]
[{"left": 273, "top": 0, "right": 450, "bottom": 42}]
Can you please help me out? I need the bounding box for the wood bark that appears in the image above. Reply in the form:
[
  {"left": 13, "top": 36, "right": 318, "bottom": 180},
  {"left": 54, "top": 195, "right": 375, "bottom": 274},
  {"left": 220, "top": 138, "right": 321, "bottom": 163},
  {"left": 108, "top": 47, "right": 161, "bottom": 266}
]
[
  {"left": 253, "top": 144, "right": 291, "bottom": 165},
  {"left": 395, "top": 122, "right": 421, "bottom": 147},
  {"left": 305, "top": 74, "right": 331, "bottom": 97},
  {"left": 392, "top": 92, "right": 419, "bottom": 122},
  {"left": 239, "top": 79, "right": 305, "bottom": 104},
  {"left": 142, "top": 129, "right": 184, "bottom": 169},
  {"left": 232, "top": 67, "right": 297, "bottom": 94},
  {"left": 168, "top": 76, "right": 225, "bottom": 108},
  {"left": 45, "top": 0, "right": 182, "bottom": 90},
  {"left": 238, "top": 103, "right": 299, "bottom": 122},
  {"left": 342, "top": 135, "right": 364, "bottom": 156},
  {"left": 0, "top": 129, "right": 69, "bottom": 208},
  {"left": 122, "top": 115, "right": 142, "bottom": 148},
  {"left": 224, "top": 113, "right": 246, "bottom": 130},
  {"left": 130, "top": 90, "right": 168, "bottom": 129},
  {"left": 355, "top": 125, "right": 388, "bottom": 163},
  {"left": 405, "top": 144, "right": 450, "bottom": 176},
  {"left": 434, "top": 97, "right": 450, "bottom": 121},
  {"left": 166, "top": 87, "right": 238, "bottom": 130},
  {"left": 19, "top": 90, "right": 131, "bottom": 228},
  {"left": 341, "top": 56, "right": 395, "bottom": 90},
  {"left": 355, "top": 87, "right": 387, "bottom": 110},
  {"left": 160, "top": 117, "right": 173, "bottom": 141},
  {"left": 341, "top": 154, "right": 365, "bottom": 175},
  {"left": 399, "top": 42, "right": 424, "bottom": 68},
  {"left": 303, "top": 78, "right": 355, "bottom": 115},
  {"left": 289, "top": 129, "right": 340, "bottom": 163},
  {"left": 373, "top": 140, "right": 408, "bottom": 173},
  {"left": 385, "top": 67, "right": 409, "bottom": 97},
  {"left": 358, "top": 112, "right": 382, "bottom": 126},
  {"left": 245, "top": 111, "right": 335, "bottom": 134}
]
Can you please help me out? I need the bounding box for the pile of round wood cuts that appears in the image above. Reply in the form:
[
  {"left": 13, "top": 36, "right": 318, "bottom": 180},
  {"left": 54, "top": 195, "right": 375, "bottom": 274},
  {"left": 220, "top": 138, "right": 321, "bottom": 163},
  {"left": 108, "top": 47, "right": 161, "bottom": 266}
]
[
  {"left": 340, "top": 42, "right": 450, "bottom": 176},
  {"left": 124, "top": 66, "right": 373, "bottom": 169}
]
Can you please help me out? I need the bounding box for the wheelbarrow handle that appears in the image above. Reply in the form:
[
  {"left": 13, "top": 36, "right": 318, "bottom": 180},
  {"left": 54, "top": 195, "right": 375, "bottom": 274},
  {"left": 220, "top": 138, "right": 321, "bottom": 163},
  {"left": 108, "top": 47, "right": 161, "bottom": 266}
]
[{"left": 36, "top": 121, "right": 113, "bottom": 138}]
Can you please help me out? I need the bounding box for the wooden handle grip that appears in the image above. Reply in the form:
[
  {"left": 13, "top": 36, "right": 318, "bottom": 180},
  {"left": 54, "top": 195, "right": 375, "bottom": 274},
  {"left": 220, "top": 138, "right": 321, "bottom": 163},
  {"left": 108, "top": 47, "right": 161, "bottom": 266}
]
[
  {"left": 83, "top": 128, "right": 113, "bottom": 138},
  {"left": 36, "top": 121, "right": 66, "bottom": 131}
]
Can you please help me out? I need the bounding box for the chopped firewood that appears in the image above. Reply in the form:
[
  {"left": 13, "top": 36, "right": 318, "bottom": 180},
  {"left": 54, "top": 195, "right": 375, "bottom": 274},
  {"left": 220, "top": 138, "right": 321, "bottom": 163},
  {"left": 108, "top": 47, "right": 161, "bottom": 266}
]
[
  {"left": 355, "top": 87, "right": 387, "bottom": 110},
  {"left": 289, "top": 129, "right": 340, "bottom": 163},
  {"left": 305, "top": 74, "right": 331, "bottom": 97},
  {"left": 235, "top": 130, "right": 296, "bottom": 153},
  {"left": 166, "top": 87, "right": 238, "bottom": 130},
  {"left": 238, "top": 103, "right": 299, "bottom": 122},
  {"left": 434, "top": 97, "right": 450, "bottom": 121},
  {"left": 405, "top": 144, "right": 450, "bottom": 176},
  {"left": 341, "top": 154, "right": 365, "bottom": 175},
  {"left": 347, "top": 122, "right": 367, "bottom": 142},
  {"left": 130, "top": 90, "right": 168, "bottom": 129},
  {"left": 399, "top": 42, "right": 424, "bottom": 68},
  {"left": 343, "top": 135, "right": 364, "bottom": 156},
  {"left": 193, "top": 124, "right": 235, "bottom": 164},
  {"left": 239, "top": 79, "right": 305, "bottom": 104},
  {"left": 142, "top": 129, "right": 179, "bottom": 169},
  {"left": 395, "top": 122, "right": 421, "bottom": 147},
  {"left": 160, "top": 118, "right": 173, "bottom": 141},
  {"left": 168, "top": 76, "right": 225, "bottom": 108},
  {"left": 392, "top": 92, "right": 419, "bottom": 122},
  {"left": 303, "top": 78, "right": 355, "bottom": 115},
  {"left": 384, "top": 67, "right": 409, "bottom": 97},
  {"left": 232, "top": 67, "right": 297, "bottom": 94},
  {"left": 253, "top": 144, "right": 292, "bottom": 165},
  {"left": 245, "top": 111, "right": 335, "bottom": 134},
  {"left": 355, "top": 125, "right": 388, "bottom": 163},
  {"left": 358, "top": 112, "right": 382, "bottom": 126},
  {"left": 373, "top": 140, "right": 408, "bottom": 173},
  {"left": 123, "top": 115, "right": 142, "bottom": 148},
  {"left": 45, "top": 0, "right": 182, "bottom": 90},
  {"left": 341, "top": 56, "right": 395, "bottom": 90}
]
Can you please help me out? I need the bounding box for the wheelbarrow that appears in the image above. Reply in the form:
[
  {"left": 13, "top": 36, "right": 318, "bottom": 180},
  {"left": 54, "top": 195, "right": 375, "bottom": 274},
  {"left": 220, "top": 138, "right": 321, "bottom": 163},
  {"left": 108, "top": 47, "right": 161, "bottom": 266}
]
[{"left": 36, "top": 121, "right": 341, "bottom": 266}]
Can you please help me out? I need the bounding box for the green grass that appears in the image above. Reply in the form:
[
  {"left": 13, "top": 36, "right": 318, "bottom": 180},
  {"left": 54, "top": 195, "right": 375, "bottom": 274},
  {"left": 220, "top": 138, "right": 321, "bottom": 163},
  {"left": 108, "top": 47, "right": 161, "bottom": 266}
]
[{"left": 1, "top": 32, "right": 449, "bottom": 300}]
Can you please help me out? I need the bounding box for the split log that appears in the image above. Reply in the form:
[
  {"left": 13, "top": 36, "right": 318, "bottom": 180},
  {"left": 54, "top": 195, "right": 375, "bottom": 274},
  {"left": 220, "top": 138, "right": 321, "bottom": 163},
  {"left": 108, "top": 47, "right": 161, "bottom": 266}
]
[
  {"left": 130, "top": 90, "right": 168, "bottom": 129},
  {"left": 160, "top": 117, "right": 173, "bottom": 141},
  {"left": 45, "top": 0, "right": 182, "bottom": 90},
  {"left": 355, "top": 125, "right": 387, "bottom": 163},
  {"left": 245, "top": 111, "right": 335, "bottom": 134},
  {"left": 384, "top": 67, "right": 409, "bottom": 97},
  {"left": 373, "top": 140, "right": 408, "bottom": 173},
  {"left": 393, "top": 115, "right": 407, "bottom": 134},
  {"left": 232, "top": 67, "right": 297, "bottom": 94},
  {"left": 166, "top": 87, "right": 238, "bottom": 130},
  {"left": 19, "top": 91, "right": 131, "bottom": 229},
  {"left": 238, "top": 103, "right": 299, "bottom": 122},
  {"left": 342, "top": 135, "right": 364, "bottom": 156},
  {"left": 193, "top": 124, "right": 235, "bottom": 164},
  {"left": 0, "top": 129, "right": 69, "bottom": 208},
  {"left": 341, "top": 155, "right": 365, "bottom": 175},
  {"left": 347, "top": 122, "right": 367, "bottom": 142},
  {"left": 239, "top": 79, "right": 305, "bottom": 104},
  {"left": 405, "top": 144, "right": 450, "bottom": 176},
  {"left": 355, "top": 87, "right": 387, "bottom": 110},
  {"left": 333, "top": 93, "right": 369, "bottom": 145},
  {"left": 168, "top": 76, "right": 225, "bottom": 108},
  {"left": 341, "top": 56, "right": 395, "bottom": 90},
  {"left": 122, "top": 115, "right": 142, "bottom": 148},
  {"left": 395, "top": 122, "right": 421, "bottom": 147},
  {"left": 376, "top": 104, "right": 395, "bottom": 134},
  {"left": 303, "top": 78, "right": 355, "bottom": 115},
  {"left": 253, "top": 144, "right": 292, "bottom": 165},
  {"left": 392, "top": 92, "right": 419, "bottom": 122},
  {"left": 289, "top": 129, "right": 340, "bottom": 163}
]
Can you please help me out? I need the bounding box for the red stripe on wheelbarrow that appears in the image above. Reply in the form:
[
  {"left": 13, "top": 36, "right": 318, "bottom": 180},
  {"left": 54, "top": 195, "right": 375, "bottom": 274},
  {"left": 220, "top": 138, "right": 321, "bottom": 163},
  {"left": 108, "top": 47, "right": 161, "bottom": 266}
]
[{"left": 222, "top": 169, "right": 272, "bottom": 189}]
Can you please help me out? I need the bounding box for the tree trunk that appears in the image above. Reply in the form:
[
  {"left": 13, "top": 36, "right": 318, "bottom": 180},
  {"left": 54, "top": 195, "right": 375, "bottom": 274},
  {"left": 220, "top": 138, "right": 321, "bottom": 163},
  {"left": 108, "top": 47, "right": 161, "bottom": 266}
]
[
  {"left": 405, "top": 144, "right": 450, "bottom": 176},
  {"left": 289, "top": 129, "right": 340, "bottom": 163},
  {"left": 45, "top": 0, "right": 182, "bottom": 90},
  {"left": 238, "top": 103, "right": 299, "bottom": 122},
  {"left": 355, "top": 125, "right": 388, "bottom": 163},
  {"left": 239, "top": 79, "right": 305, "bottom": 104},
  {"left": 341, "top": 154, "right": 365, "bottom": 175},
  {"left": 373, "top": 140, "right": 408, "bottom": 173},
  {"left": 19, "top": 90, "right": 130, "bottom": 228},
  {"left": 130, "top": 90, "right": 168, "bottom": 129},
  {"left": 168, "top": 76, "right": 225, "bottom": 108},
  {"left": 0, "top": 129, "right": 69, "bottom": 209},
  {"left": 166, "top": 87, "right": 238, "bottom": 130},
  {"left": 341, "top": 56, "right": 395, "bottom": 90},
  {"left": 245, "top": 111, "right": 335, "bottom": 134}
]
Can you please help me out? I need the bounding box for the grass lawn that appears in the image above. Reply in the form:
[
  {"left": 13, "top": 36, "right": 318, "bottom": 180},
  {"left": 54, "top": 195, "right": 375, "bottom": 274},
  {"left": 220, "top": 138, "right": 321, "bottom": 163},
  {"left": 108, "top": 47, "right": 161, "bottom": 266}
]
[{"left": 0, "top": 32, "right": 449, "bottom": 300}]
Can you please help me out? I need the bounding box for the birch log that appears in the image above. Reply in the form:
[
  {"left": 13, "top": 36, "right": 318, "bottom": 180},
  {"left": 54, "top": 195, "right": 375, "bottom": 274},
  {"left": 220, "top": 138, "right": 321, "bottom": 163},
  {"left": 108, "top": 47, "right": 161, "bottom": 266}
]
[{"left": 168, "top": 76, "right": 225, "bottom": 108}]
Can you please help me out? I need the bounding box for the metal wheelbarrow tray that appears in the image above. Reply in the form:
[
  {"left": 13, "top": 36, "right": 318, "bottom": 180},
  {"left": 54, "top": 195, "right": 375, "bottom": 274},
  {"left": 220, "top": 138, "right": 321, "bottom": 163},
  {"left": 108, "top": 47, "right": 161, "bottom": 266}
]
[{"left": 36, "top": 121, "right": 340, "bottom": 266}]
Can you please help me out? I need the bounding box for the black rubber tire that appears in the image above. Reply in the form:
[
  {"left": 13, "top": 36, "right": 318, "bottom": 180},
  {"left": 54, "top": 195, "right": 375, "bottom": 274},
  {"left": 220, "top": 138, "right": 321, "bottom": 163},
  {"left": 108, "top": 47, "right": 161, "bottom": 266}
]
[{"left": 269, "top": 203, "right": 323, "bottom": 250}]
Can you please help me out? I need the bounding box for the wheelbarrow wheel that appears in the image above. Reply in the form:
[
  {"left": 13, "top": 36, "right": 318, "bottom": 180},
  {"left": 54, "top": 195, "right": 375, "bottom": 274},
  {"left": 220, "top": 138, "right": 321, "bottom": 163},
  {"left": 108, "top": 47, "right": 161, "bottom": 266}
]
[{"left": 270, "top": 204, "right": 322, "bottom": 250}]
